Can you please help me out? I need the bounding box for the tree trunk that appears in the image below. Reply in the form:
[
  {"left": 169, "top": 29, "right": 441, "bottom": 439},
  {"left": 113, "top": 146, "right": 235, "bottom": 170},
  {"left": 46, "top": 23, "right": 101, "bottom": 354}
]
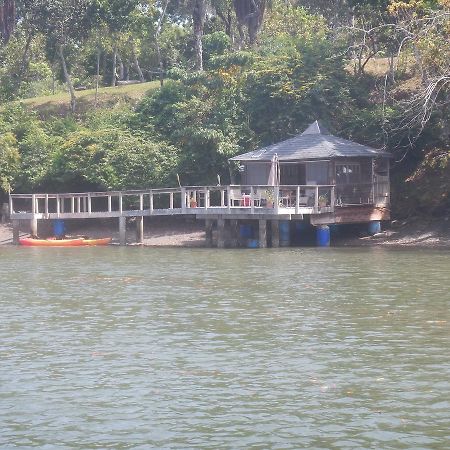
[
  {"left": 58, "top": 44, "right": 76, "bottom": 114},
  {"left": 412, "top": 41, "right": 428, "bottom": 85},
  {"left": 192, "top": 0, "right": 206, "bottom": 71},
  {"left": 16, "top": 29, "right": 34, "bottom": 82},
  {"left": 111, "top": 41, "right": 117, "bottom": 87},
  {"left": 117, "top": 52, "right": 124, "bottom": 80},
  {"left": 155, "top": 0, "right": 169, "bottom": 86},
  {"left": 132, "top": 42, "right": 145, "bottom": 82},
  {"left": 95, "top": 41, "right": 100, "bottom": 108}
]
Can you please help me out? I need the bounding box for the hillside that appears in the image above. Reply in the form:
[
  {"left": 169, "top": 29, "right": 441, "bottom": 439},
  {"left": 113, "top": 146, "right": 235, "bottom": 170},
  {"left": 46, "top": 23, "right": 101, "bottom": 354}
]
[{"left": 17, "top": 81, "right": 160, "bottom": 117}]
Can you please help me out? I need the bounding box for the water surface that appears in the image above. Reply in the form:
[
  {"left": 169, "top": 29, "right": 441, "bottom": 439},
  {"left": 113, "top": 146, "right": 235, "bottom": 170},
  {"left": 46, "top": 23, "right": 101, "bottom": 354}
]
[{"left": 1, "top": 247, "right": 449, "bottom": 449}]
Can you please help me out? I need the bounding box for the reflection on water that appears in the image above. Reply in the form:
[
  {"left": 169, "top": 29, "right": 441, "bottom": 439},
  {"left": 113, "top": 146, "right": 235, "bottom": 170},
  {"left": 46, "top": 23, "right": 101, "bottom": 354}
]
[{"left": 0, "top": 247, "right": 449, "bottom": 449}]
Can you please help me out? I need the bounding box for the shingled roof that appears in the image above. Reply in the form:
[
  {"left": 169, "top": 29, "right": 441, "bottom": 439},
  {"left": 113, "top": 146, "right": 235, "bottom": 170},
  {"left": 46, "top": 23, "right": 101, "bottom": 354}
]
[{"left": 230, "top": 120, "right": 391, "bottom": 162}]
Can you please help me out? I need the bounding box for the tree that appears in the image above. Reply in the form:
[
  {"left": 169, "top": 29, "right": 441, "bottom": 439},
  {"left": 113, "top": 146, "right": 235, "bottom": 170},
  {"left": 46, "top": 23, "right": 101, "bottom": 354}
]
[
  {"left": 0, "top": 0, "right": 16, "bottom": 43},
  {"left": 233, "top": 0, "right": 267, "bottom": 46}
]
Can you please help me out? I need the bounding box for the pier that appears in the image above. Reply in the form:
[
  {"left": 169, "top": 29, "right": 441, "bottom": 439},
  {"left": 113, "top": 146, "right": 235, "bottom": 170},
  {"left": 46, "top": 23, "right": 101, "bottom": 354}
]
[{"left": 9, "top": 182, "right": 389, "bottom": 247}]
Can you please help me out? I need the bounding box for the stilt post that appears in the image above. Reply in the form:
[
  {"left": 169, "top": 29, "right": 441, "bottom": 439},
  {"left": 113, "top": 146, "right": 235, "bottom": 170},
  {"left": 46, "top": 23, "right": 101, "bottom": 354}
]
[
  {"left": 136, "top": 216, "right": 144, "bottom": 244},
  {"left": 119, "top": 216, "right": 126, "bottom": 245},
  {"left": 12, "top": 219, "right": 20, "bottom": 244},
  {"left": 259, "top": 219, "right": 267, "bottom": 248},
  {"left": 205, "top": 219, "right": 213, "bottom": 247},
  {"left": 271, "top": 220, "right": 279, "bottom": 248},
  {"left": 217, "top": 218, "right": 226, "bottom": 248}
]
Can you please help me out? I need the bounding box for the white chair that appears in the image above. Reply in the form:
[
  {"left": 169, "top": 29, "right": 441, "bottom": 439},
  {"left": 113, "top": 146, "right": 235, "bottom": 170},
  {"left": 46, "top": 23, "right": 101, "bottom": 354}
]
[{"left": 229, "top": 188, "right": 243, "bottom": 206}]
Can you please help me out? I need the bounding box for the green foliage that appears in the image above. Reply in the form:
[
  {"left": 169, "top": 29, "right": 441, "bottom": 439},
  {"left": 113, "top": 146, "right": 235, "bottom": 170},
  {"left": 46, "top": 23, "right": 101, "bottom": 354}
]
[
  {"left": 48, "top": 127, "right": 178, "bottom": 191},
  {"left": 0, "top": 132, "right": 20, "bottom": 192}
]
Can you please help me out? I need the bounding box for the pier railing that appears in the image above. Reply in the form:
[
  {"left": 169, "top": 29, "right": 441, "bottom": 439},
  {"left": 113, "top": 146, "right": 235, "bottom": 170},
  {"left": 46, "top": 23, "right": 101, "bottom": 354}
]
[{"left": 9, "top": 182, "right": 388, "bottom": 220}]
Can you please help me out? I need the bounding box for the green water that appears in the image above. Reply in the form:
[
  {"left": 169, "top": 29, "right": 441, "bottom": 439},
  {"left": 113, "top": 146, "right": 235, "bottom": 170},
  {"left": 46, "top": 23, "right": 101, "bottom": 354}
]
[{"left": 0, "top": 247, "right": 449, "bottom": 449}]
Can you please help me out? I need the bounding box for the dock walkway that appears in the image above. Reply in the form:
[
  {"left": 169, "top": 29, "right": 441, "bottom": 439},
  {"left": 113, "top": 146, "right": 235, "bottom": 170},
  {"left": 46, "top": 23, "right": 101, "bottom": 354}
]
[{"left": 9, "top": 183, "right": 389, "bottom": 247}]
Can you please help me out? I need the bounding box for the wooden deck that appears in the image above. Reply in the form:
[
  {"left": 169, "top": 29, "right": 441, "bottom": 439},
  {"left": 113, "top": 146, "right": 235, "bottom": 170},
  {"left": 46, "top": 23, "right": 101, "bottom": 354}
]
[
  {"left": 9, "top": 183, "right": 389, "bottom": 221},
  {"left": 9, "top": 183, "right": 390, "bottom": 246}
]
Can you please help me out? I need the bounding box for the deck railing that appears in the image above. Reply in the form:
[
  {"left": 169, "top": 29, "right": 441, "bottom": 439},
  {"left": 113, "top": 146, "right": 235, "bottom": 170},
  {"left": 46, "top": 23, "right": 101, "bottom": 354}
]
[{"left": 9, "top": 182, "right": 388, "bottom": 219}]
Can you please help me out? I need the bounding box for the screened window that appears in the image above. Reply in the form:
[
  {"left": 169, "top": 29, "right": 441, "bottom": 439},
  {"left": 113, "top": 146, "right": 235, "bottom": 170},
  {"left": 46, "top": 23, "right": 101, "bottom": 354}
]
[{"left": 335, "top": 163, "right": 361, "bottom": 184}]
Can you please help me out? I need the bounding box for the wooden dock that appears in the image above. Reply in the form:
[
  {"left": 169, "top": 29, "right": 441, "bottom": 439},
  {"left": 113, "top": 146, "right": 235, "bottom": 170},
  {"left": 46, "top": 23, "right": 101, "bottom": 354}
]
[{"left": 9, "top": 183, "right": 390, "bottom": 247}]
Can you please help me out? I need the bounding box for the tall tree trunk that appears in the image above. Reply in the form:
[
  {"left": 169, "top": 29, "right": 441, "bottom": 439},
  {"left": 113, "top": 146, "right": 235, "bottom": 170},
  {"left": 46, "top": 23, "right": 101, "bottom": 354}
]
[
  {"left": 117, "top": 52, "right": 124, "bottom": 80},
  {"left": 412, "top": 41, "right": 428, "bottom": 85},
  {"left": 58, "top": 44, "right": 76, "bottom": 114},
  {"left": 154, "top": 0, "right": 169, "bottom": 86},
  {"left": 95, "top": 39, "right": 100, "bottom": 108},
  {"left": 0, "top": 0, "right": 16, "bottom": 44},
  {"left": 131, "top": 41, "right": 145, "bottom": 82},
  {"left": 16, "top": 29, "right": 33, "bottom": 81},
  {"left": 192, "top": 0, "right": 206, "bottom": 71},
  {"left": 111, "top": 41, "right": 117, "bottom": 87}
]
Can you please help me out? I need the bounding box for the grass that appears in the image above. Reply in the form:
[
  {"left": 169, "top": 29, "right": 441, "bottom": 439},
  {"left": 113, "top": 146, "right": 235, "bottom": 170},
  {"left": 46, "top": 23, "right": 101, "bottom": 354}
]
[{"left": 17, "top": 81, "right": 160, "bottom": 117}]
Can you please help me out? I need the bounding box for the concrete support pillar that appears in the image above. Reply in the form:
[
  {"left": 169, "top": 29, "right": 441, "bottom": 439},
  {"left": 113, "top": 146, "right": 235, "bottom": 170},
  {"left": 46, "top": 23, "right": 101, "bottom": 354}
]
[
  {"left": 259, "top": 219, "right": 267, "bottom": 248},
  {"left": 136, "top": 216, "right": 144, "bottom": 244},
  {"left": 217, "top": 218, "right": 226, "bottom": 248},
  {"left": 12, "top": 219, "right": 20, "bottom": 245},
  {"left": 271, "top": 220, "right": 279, "bottom": 248},
  {"left": 119, "top": 216, "right": 126, "bottom": 246},
  {"left": 229, "top": 219, "right": 239, "bottom": 248},
  {"left": 30, "top": 218, "right": 38, "bottom": 237},
  {"left": 205, "top": 219, "right": 213, "bottom": 247}
]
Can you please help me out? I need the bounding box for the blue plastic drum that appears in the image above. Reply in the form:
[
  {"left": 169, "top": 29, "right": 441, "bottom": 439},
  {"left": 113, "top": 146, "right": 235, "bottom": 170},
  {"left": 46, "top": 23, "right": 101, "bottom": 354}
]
[
  {"left": 53, "top": 219, "right": 65, "bottom": 237},
  {"left": 316, "top": 225, "right": 330, "bottom": 247}
]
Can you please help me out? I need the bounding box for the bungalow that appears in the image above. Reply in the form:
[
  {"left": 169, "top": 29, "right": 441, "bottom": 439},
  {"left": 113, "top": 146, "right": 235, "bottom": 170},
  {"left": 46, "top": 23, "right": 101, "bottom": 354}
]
[{"left": 230, "top": 120, "right": 391, "bottom": 211}]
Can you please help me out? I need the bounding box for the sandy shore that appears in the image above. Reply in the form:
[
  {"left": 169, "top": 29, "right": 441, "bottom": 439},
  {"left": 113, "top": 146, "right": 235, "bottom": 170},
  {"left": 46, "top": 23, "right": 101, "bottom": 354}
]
[{"left": 1, "top": 216, "right": 449, "bottom": 248}]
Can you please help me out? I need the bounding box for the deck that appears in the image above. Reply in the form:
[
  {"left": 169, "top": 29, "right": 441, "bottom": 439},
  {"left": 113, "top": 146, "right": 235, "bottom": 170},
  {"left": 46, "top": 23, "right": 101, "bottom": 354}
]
[
  {"left": 9, "top": 183, "right": 389, "bottom": 220},
  {"left": 9, "top": 183, "right": 390, "bottom": 246}
]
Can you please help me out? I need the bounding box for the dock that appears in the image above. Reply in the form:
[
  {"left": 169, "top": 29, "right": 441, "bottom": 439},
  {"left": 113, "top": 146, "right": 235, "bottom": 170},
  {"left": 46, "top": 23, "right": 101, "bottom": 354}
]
[{"left": 9, "top": 183, "right": 389, "bottom": 247}]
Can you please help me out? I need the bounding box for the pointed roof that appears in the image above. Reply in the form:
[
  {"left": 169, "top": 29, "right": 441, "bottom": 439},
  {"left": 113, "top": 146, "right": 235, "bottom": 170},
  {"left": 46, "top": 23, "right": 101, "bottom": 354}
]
[
  {"left": 301, "top": 120, "right": 330, "bottom": 135},
  {"left": 230, "top": 120, "right": 391, "bottom": 162}
]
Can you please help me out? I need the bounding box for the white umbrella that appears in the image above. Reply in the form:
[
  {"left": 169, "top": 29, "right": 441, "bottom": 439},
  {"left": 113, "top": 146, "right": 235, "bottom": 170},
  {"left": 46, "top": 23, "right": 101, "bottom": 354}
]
[{"left": 268, "top": 153, "right": 280, "bottom": 186}]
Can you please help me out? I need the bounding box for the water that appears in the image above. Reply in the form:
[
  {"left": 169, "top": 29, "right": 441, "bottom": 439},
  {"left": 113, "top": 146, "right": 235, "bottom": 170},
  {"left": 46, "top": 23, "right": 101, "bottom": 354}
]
[{"left": 0, "top": 247, "right": 449, "bottom": 449}]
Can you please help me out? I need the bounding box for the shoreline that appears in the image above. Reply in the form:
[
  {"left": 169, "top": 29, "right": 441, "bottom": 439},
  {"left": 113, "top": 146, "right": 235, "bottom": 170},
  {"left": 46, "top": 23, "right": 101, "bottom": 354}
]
[{"left": 1, "top": 217, "right": 449, "bottom": 249}]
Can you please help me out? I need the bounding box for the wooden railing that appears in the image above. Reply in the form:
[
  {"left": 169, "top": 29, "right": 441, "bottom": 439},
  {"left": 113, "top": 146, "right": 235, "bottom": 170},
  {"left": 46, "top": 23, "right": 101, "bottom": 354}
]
[{"left": 9, "top": 182, "right": 387, "bottom": 219}]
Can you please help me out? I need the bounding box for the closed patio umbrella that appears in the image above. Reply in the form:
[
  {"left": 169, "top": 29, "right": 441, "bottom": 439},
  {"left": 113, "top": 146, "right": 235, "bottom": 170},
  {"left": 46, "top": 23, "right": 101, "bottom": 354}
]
[{"left": 268, "top": 153, "right": 280, "bottom": 186}]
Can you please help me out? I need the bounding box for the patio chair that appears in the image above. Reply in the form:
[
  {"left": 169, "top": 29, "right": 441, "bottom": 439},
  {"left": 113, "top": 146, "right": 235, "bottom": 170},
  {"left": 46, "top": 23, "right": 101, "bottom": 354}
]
[{"left": 229, "top": 188, "right": 244, "bottom": 206}]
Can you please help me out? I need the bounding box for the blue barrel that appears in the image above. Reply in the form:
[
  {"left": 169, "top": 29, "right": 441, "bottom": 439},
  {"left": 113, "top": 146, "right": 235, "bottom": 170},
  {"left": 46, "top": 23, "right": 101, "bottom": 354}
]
[
  {"left": 368, "top": 221, "right": 381, "bottom": 235},
  {"left": 240, "top": 224, "right": 253, "bottom": 238},
  {"left": 316, "top": 225, "right": 330, "bottom": 247},
  {"left": 247, "top": 239, "right": 259, "bottom": 248},
  {"left": 53, "top": 219, "right": 65, "bottom": 237}
]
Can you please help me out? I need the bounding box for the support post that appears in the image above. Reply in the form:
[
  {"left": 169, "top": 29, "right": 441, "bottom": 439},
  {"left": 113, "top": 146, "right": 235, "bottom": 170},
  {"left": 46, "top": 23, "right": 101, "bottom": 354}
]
[
  {"left": 30, "top": 218, "right": 38, "bottom": 237},
  {"left": 119, "top": 216, "right": 126, "bottom": 246},
  {"left": 205, "top": 219, "right": 213, "bottom": 247},
  {"left": 12, "top": 219, "right": 20, "bottom": 244},
  {"left": 136, "top": 216, "right": 144, "bottom": 244},
  {"left": 229, "top": 219, "right": 239, "bottom": 248},
  {"left": 217, "top": 218, "right": 226, "bottom": 248},
  {"left": 259, "top": 219, "right": 267, "bottom": 248},
  {"left": 271, "top": 220, "right": 279, "bottom": 248}
]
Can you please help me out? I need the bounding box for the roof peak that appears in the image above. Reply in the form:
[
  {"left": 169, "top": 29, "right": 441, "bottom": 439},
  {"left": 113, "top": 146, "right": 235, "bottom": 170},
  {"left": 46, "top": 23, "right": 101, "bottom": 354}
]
[{"left": 301, "top": 120, "right": 331, "bottom": 136}]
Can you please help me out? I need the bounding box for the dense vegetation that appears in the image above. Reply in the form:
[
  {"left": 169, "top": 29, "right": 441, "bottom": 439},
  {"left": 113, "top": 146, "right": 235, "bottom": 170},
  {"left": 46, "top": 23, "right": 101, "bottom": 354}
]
[{"left": 0, "top": 0, "right": 449, "bottom": 217}]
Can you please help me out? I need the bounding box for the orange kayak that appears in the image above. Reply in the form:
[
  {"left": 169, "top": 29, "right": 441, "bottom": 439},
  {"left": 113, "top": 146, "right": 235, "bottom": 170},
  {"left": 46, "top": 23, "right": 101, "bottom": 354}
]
[
  {"left": 19, "top": 237, "right": 112, "bottom": 246},
  {"left": 80, "top": 237, "right": 112, "bottom": 246},
  {"left": 19, "top": 237, "right": 85, "bottom": 247}
]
